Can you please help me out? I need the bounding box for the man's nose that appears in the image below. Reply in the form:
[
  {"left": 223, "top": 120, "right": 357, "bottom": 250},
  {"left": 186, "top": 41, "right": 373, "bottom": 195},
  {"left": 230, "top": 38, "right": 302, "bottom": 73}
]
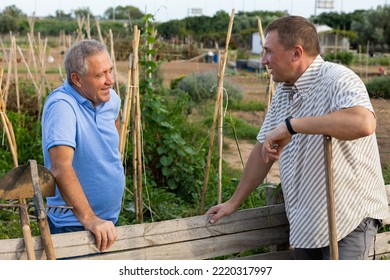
[
  {"left": 261, "top": 54, "right": 268, "bottom": 66},
  {"left": 106, "top": 72, "right": 114, "bottom": 84}
]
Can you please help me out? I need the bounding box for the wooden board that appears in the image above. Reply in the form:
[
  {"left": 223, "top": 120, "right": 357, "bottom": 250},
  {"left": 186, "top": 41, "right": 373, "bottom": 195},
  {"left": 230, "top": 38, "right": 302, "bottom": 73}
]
[{"left": 0, "top": 185, "right": 388, "bottom": 260}]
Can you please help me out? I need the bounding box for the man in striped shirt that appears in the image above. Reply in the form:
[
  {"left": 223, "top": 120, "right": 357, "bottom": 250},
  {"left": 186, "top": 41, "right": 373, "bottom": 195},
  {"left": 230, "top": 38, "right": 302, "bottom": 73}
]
[{"left": 207, "top": 16, "right": 389, "bottom": 260}]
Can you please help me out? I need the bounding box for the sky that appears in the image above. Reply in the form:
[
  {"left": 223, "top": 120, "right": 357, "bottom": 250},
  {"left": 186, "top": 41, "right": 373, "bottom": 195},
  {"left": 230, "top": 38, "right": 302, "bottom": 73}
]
[{"left": 0, "top": 0, "right": 388, "bottom": 22}]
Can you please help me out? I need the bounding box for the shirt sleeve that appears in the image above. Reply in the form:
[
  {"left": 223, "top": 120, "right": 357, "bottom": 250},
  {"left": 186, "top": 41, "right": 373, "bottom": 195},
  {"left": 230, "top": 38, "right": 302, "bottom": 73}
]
[
  {"left": 331, "top": 72, "right": 374, "bottom": 113},
  {"left": 257, "top": 90, "right": 281, "bottom": 144},
  {"left": 43, "top": 99, "right": 77, "bottom": 151}
]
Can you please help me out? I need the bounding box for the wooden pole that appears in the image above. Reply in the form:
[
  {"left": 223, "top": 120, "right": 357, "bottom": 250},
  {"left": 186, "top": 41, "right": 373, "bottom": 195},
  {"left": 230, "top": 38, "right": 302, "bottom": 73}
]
[
  {"left": 76, "top": 16, "right": 85, "bottom": 41},
  {"left": 109, "top": 29, "right": 120, "bottom": 98},
  {"left": 95, "top": 18, "right": 105, "bottom": 43},
  {"left": 199, "top": 9, "right": 235, "bottom": 214},
  {"left": 257, "top": 16, "right": 274, "bottom": 116},
  {"left": 323, "top": 135, "right": 339, "bottom": 260},
  {"left": 3, "top": 40, "right": 14, "bottom": 110},
  {"left": 119, "top": 57, "right": 134, "bottom": 162},
  {"left": 217, "top": 49, "right": 223, "bottom": 204},
  {"left": 11, "top": 36, "right": 21, "bottom": 115},
  {"left": 121, "top": 26, "right": 143, "bottom": 222}
]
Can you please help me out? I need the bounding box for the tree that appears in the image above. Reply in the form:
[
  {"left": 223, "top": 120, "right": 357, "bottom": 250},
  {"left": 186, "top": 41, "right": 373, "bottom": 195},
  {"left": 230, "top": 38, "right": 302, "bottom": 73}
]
[
  {"left": 103, "top": 5, "right": 144, "bottom": 20},
  {"left": 1, "top": 5, "right": 26, "bottom": 18},
  {"left": 53, "top": 10, "right": 72, "bottom": 19},
  {"left": 351, "top": 6, "right": 390, "bottom": 52},
  {"left": 0, "top": 14, "right": 18, "bottom": 34},
  {"left": 73, "top": 7, "right": 93, "bottom": 19}
]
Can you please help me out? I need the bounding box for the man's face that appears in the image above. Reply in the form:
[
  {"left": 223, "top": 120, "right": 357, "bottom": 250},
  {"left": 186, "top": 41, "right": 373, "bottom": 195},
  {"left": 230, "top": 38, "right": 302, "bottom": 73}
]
[
  {"left": 74, "top": 51, "right": 114, "bottom": 107},
  {"left": 261, "top": 30, "right": 296, "bottom": 85}
]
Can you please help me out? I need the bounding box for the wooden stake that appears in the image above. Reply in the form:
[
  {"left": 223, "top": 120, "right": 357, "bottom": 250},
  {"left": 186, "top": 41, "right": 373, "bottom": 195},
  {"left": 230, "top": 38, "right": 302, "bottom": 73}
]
[
  {"left": 200, "top": 9, "right": 235, "bottom": 214},
  {"left": 109, "top": 29, "right": 120, "bottom": 98},
  {"left": 324, "top": 135, "right": 339, "bottom": 260},
  {"left": 257, "top": 17, "right": 274, "bottom": 116},
  {"left": 11, "top": 36, "right": 21, "bottom": 115},
  {"left": 95, "top": 18, "right": 104, "bottom": 43},
  {"left": 119, "top": 57, "right": 134, "bottom": 161}
]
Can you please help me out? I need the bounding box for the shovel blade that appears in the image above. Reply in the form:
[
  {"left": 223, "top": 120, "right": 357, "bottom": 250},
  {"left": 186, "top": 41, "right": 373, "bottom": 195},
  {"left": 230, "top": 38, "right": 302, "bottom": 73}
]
[{"left": 0, "top": 163, "right": 55, "bottom": 199}]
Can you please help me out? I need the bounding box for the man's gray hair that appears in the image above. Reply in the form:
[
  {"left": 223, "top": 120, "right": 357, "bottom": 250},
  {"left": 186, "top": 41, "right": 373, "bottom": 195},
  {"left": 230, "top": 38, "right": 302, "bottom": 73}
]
[{"left": 64, "top": 39, "right": 109, "bottom": 84}]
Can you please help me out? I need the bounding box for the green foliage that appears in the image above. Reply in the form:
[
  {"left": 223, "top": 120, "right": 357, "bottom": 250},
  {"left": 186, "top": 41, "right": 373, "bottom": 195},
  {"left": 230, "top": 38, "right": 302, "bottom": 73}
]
[
  {"left": 0, "top": 112, "right": 43, "bottom": 176},
  {"left": 324, "top": 50, "right": 354, "bottom": 66},
  {"left": 223, "top": 114, "right": 259, "bottom": 142},
  {"left": 229, "top": 99, "right": 264, "bottom": 112},
  {"left": 384, "top": 162, "right": 390, "bottom": 185},
  {"left": 365, "top": 76, "right": 390, "bottom": 99},
  {"left": 176, "top": 72, "right": 243, "bottom": 104},
  {"left": 103, "top": 6, "right": 144, "bottom": 20},
  {"left": 353, "top": 6, "right": 390, "bottom": 52},
  {"left": 0, "top": 14, "right": 18, "bottom": 34}
]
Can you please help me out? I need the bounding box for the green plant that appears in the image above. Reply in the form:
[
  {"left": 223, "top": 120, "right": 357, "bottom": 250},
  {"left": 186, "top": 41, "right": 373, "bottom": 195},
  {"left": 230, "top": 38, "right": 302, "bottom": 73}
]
[
  {"left": 324, "top": 50, "right": 354, "bottom": 66},
  {"left": 365, "top": 76, "right": 390, "bottom": 99},
  {"left": 176, "top": 72, "right": 243, "bottom": 103}
]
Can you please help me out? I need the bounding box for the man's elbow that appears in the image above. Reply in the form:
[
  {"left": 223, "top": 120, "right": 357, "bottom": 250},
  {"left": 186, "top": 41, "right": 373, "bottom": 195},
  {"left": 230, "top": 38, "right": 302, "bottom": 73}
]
[{"left": 358, "top": 114, "right": 376, "bottom": 137}]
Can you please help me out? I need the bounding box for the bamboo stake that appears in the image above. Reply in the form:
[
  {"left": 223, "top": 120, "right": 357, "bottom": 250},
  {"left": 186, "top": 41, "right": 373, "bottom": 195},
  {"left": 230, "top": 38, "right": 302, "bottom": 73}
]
[
  {"left": 11, "top": 36, "right": 21, "bottom": 115},
  {"left": 85, "top": 14, "right": 91, "bottom": 40},
  {"left": 109, "top": 29, "right": 120, "bottom": 98},
  {"left": 119, "top": 56, "right": 134, "bottom": 161},
  {"left": 119, "top": 26, "right": 143, "bottom": 222},
  {"left": 217, "top": 49, "right": 223, "bottom": 204},
  {"left": 27, "top": 33, "right": 39, "bottom": 81},
  {"left": 17, "top": 46, "right": 40, "bottom": 94},
  {"left": 3, "top": 41, "right": 14, "bottom": 110},
  {"left": 95, "top": 18, "right": 105, "bottom": 43},
  {"left": 76, "top": 16, "right": 85, "bottom": 41},
  {"left": 132, "top": 26, "right": 142, "bottom": 222},
  {"left": 257, "top": 17, "right": 275, "bottom": 116},
  {"left": 199, "top": 9, "right": 235, "bottom": 214},
  {"left": 27, "top": 15, "right": 36, "bottom": 68}
]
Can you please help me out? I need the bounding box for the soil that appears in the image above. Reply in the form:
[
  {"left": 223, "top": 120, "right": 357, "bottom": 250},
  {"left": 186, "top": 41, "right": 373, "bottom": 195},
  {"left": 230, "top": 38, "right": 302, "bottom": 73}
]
[{"left": 160, "top": 60, "right": 390, "bottom": 183}]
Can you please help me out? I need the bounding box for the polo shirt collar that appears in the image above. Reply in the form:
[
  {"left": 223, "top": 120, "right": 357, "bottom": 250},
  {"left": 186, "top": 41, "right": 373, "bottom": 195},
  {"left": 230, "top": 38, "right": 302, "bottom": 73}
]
[
  {"left": 293, "top": 55, "right": 324, "bottom": 93},
  {"left": 63, "top": 80, "right": 104, "bottom": 110}
]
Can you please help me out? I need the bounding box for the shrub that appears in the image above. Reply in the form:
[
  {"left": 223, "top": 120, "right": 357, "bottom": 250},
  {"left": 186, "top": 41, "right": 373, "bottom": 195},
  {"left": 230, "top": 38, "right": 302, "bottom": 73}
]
[
  {"left": 324, "top": 51, "right": 354, "bottom": 66},
  {"left": 176, "top": 72, "right": 243, "bottom": 103},
  {"left": 365, "top": 76, "right": 390, "bottom": 99}
]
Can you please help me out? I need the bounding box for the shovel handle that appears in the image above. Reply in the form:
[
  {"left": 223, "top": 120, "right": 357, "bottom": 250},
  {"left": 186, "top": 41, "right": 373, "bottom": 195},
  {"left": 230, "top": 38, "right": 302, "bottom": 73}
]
[
  {"left": 30, "top": 160, "right": 56, "bottom": 260},
  {"left": 324, "top": 135, "right": 339, "bottom": 260},
  {"left": 19, "top": 200, "right": 36, "bottom": 260}
]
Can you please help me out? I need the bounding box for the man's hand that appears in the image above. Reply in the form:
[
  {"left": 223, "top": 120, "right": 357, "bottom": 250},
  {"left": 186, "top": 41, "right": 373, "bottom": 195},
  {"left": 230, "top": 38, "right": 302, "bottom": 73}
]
[
  {"left": 83, "top": 216, "right": 118, "bottom": 252},
  {"left": 262, "top": 121, "right": 292, "bottom": 162},
  {"left": 205, "top": 201, "right": 238, "bottom": 224}
]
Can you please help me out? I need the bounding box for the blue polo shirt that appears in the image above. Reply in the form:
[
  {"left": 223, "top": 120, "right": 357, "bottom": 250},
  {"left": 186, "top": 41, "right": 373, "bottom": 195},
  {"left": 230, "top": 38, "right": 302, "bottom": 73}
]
[{"left": 42, "top": 80, "right": 125, "bottom": 228}]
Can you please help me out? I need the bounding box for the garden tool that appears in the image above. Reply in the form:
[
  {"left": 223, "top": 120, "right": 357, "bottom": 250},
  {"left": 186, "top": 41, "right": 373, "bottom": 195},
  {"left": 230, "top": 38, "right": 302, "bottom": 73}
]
[
  {"left": 0, "top": 160, "right": 72, "bottom": 259},
  {"left": 323, "top": 135, "right": 339, "bottom": 260}
]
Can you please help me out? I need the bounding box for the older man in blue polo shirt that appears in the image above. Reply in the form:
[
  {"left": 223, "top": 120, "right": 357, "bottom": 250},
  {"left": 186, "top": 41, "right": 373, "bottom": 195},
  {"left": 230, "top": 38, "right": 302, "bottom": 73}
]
[{"left": 42, "top": 39, "right": 125, "bottom": 252}]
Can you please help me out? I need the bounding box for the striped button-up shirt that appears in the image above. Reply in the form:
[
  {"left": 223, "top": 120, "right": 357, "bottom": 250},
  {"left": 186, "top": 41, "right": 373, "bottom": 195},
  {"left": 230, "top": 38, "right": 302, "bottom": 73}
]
[{"left": 257, "top": 55, "right": 389, "bottom": 248}]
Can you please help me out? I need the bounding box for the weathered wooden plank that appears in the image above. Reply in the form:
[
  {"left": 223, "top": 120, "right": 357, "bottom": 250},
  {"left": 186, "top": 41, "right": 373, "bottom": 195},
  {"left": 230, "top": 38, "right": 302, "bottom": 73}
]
[
  {"left": 0, "top": 204, "right": 288, "bottom": 260},
  {"left": 237, "top": 250, "right": 294, "bottom": 260},
  {"left": 0, "top": 185, "right": 388, "bottom": 260},
  {"left": 75, "top": 226, "right": 290, "bottom": 260},
  {"left": 370, "top": 231, "right": 390, "bottom": 257},
  {"left": 383, "top": 185, "right": 390, "bottom": 224}
]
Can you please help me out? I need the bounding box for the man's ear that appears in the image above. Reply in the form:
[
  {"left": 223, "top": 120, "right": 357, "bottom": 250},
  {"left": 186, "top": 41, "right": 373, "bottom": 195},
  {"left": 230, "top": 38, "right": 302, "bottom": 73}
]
[
  {"left": 292, "top": 45, "right": 304, "bottom": 61},
  {"left": 70, "top": 73, "right": 82, "bottom": 87}
]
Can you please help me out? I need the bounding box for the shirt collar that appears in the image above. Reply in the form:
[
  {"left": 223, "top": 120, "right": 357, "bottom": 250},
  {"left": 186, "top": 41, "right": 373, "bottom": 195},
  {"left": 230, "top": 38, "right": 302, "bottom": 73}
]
[
  {"left": 63, "top": 80, "right": 103, "bottom": 110},
  {"left": 281, "top": 55, "right": 324, "bottom": 93}
]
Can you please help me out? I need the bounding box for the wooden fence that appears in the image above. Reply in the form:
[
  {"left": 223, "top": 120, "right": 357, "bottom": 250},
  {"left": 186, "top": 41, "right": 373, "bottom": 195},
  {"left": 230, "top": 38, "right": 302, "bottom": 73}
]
[{"left": 0, "top": 185, "right": 389, "bottom": 260}]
